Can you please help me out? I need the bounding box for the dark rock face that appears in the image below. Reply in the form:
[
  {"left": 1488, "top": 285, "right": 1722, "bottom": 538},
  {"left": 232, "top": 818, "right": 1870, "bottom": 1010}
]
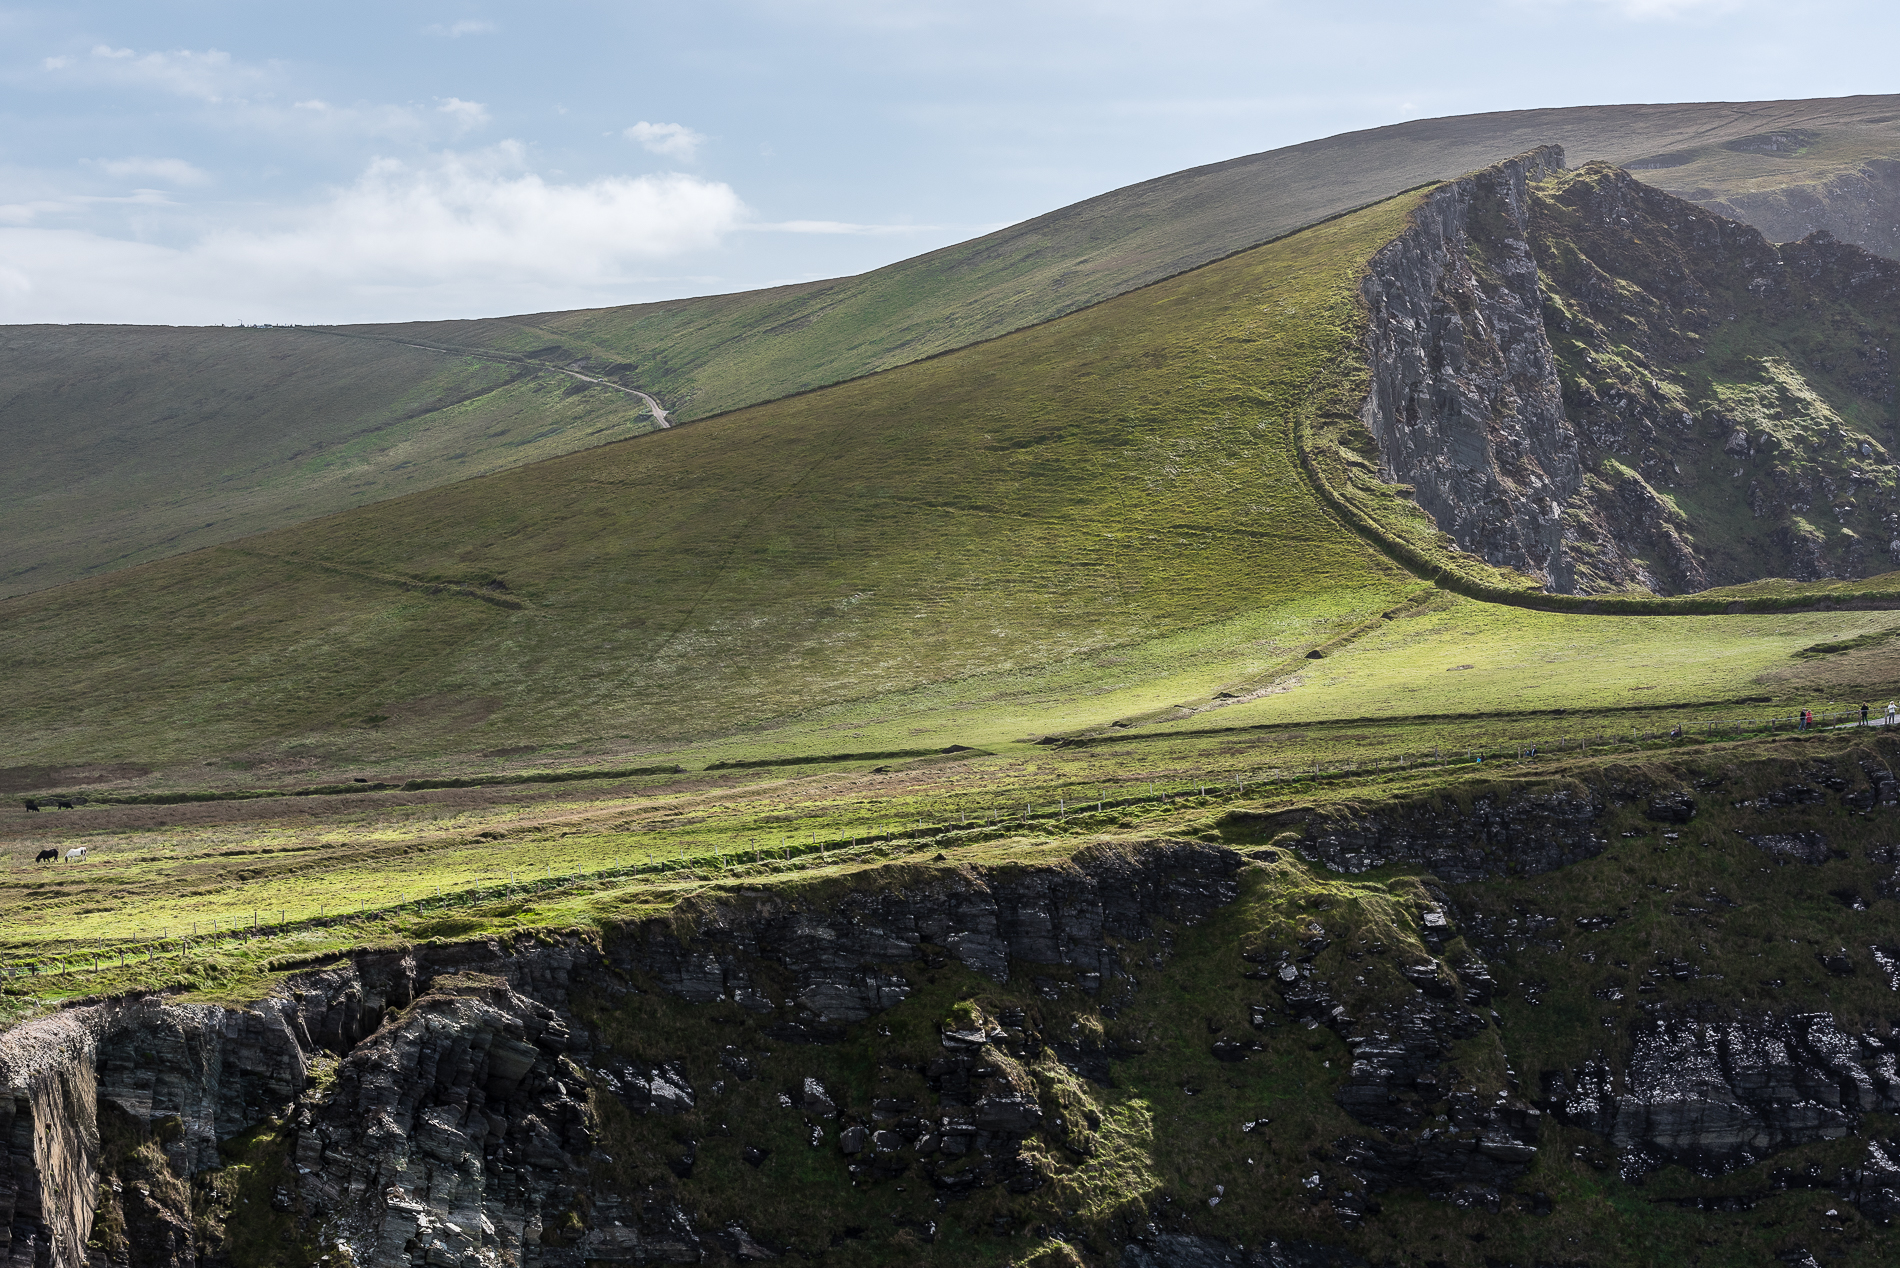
[
  {"left": 1121, "top": 1233, "right": 1363, "bottom": 1267},
  {"left": 1358, "top": 149, "right": 1900, "bottom": 593},
  {"left": 0, "top": 842, "right": 1248, "bottom": 1268},
  {"left": 1295, "top": 787, "right": 1606, "bottom": 881},
  {"left": 1645, "top": 791, "right": 1697, "bottom": 823},
  {"left": 1265, "top": 907, "right": 1542, "bottom": 1203},
  {"left": 295, "top": 967, "right": 608, "bottom": 1268},
  {"left": 617, "top": 840, "right": 1243, "bottom": 1021},
  {"left": 1545, "top": 1011, "right": 1900, "bottom": 1184},
  {"left": 1360, "top": 145, "right": 1582, "bottom": 591}
]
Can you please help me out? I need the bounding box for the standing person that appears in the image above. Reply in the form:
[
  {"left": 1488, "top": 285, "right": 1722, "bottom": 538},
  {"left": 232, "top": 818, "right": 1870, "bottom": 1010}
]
[
  {"left": 1889, "top": 702, "right": 1898, "bottom": 726},
  {"left": 1864, "top": 703, "right": 1872, "bottom": 726}
]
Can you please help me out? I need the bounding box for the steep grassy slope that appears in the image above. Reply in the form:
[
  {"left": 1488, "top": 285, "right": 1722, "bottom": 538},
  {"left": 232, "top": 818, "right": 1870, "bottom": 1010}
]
[
  {"left": 0, "top": 325, "right": 659, "bottom": 595},
  {"left": 15, "top": 174, "right": 1900, "bottom": 798},
  {"left": 14, "top": 98, "right": 1900, "bottom": 600},
  {"left": 0, "top": 192, "right": 1430, "bottom": 775},
  {"left": 364, "top": 95, "right": 1900, "bottom": 425}
]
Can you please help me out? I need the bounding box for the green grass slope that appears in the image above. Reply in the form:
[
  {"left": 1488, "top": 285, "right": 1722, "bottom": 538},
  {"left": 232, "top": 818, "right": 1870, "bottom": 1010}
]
[
  {"left": 0, "top": 324, "right": 660, "bottom": 595},
  {"left": 356, "top": 94, "right": 1900, "bottom": 426},
  {"left": 12, "top": 96, "right": 1900, "bottom": 602},
  {"left": 0, "top": 191, "right": 1433, "bottom": 776}
]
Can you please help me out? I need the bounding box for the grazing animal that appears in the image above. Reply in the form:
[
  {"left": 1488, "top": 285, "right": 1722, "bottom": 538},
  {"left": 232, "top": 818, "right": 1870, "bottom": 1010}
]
[
  {"left": 53, "top": 797, "right": 74, "bottom": 810},
  {"left": 20, "top": 799, "right": 39, "bottom": 812},
  {"left": 64, "top": 847, "right": 86, "bottom": 862},
  {"left": 34, "top": 848, "right": 56, "bottom": 863}
]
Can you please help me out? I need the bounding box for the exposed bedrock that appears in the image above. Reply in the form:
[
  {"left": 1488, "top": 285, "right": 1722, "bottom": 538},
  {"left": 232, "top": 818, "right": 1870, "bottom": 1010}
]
[
  {"left": 1359, "top": 145, "right": 1582, "bottom": 591},
  {"left": 1120, "top": 1233, "right": 1363, "bottom": 1267},
  {"left": 14, "top": 770, "right": 1900, "bottom": 1261},
  {"left": 1287, "top": 783, "right": 1608, "bottom": 881},
  {"left": 620, "top": 839, "right": 1242, "bottom": 1021},
  {"left": 1358, "top": 145, "right": 1900, "bottom": 593},
  {"left": 1543, "top": 1010, "right": 1899, "bottom": 1178},
  {"left": 1699, "top": 159, "right": 1900, "bottom": 264},
  {"left": 0, "top": 842, "right": 1246, "bottom": 1268}
]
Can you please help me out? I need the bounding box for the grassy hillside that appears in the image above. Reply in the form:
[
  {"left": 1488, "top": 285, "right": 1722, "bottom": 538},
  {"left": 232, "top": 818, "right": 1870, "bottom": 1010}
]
[
  {"left": 13, "top": 97, "right": 1900, "bottom": 599},
  {"left": 0, "top": 324, "right": 660, "bottom": 595},
  {"left": 12, "top": 174, "right": 1900, "bottom": 812},
  {"left": 0, "top": 189, "right": 1431, "bottom": 777},
  {"left": 366, "top": 95, "right": 1900, "bottom": 425}
]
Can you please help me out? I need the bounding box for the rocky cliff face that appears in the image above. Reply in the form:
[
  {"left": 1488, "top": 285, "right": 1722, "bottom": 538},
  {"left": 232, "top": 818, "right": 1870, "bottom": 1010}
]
[
  {"left": 1357, "top": 148, "right": 1900, "bottom": 594},
  {"left": 1359, "top": 145, "right": 1582, "bottom": 592},
  {"left": 0, "top": 843, "right": 1263, "bottom": 1268},
  {"left": 1695, "top": 159, "right": 1900, "bottom": 278},
  {"left": 13, "top": 749, "right": 1900, "bottom": 1266}
]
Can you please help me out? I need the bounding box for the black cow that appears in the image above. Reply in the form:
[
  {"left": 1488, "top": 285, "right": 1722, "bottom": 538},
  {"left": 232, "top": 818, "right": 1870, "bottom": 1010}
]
[
  {"left": 21, "top": 799, "right": 39, "bottom": 812},
  {"left": 53, "top": 797, "right": 74, "bottom": 809},
  {"left": 34, "top": 849, "right": 56, "bottom": 863}
]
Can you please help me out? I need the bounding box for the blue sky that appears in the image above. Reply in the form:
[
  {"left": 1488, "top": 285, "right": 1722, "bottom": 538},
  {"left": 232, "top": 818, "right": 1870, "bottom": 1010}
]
[{"left": 1, "top": 0, "right": 1894, "bottom": 325}]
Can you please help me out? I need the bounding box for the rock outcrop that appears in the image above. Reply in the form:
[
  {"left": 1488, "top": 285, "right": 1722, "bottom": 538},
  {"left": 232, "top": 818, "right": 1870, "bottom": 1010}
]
[
  {"left": 0, "top": 842, "right": 1249, "bottom": 1268},
  {"left": 1355, "top": 147, "right": 1900, "bottom": 593},
  {"left": 1360, "top": 145, "right": 1581, "bottom": 591},
  {"left": 1293, "top": 785, "right": 1606, "bottom": 881},
  {"left": 1544, "top": 1010, "right": 1900, "bottom": 1186},
  {"left": 9, "top": 756, "right": 1900, "bottom": 1263}
]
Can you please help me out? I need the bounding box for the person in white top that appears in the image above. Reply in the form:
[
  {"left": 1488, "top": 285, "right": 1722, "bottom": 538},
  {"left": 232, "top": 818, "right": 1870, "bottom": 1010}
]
[{"left": 1887, "top": 702, "right": 1898, "bottom": 725}]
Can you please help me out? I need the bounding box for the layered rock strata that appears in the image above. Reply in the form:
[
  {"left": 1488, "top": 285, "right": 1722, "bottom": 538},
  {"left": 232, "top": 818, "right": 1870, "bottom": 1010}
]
[{"left": 0, "top": 843, "right": 1245, "bottom": 1268}]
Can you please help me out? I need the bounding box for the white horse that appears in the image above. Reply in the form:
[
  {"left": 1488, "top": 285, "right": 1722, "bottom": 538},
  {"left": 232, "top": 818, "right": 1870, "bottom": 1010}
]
[{"left": 64, "top": 847, "right": 87, "bottom": 862}]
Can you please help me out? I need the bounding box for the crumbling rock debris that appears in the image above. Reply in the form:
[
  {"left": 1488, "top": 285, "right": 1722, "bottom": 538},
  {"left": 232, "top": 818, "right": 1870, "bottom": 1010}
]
[
  {"left": 1645, "top": 792, "right": 1698, "bottom": 823},
  {"left": 1119, "top": 1233, "right": 1366, "bottom": 1267},
  {"left": 1746, "top": 830, "right": 1836, "bottom": 864}
]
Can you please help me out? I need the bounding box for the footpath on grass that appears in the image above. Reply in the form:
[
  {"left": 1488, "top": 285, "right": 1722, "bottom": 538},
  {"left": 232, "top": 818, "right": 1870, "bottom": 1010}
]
[{"left": 5, "top": 699, "right": 1889, "bottom": 989}]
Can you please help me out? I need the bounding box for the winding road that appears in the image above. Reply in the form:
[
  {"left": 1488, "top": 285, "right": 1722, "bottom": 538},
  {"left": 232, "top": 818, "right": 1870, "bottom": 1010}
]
[{"left": 547, "top": 365, "right": 670, "bottom": 428}]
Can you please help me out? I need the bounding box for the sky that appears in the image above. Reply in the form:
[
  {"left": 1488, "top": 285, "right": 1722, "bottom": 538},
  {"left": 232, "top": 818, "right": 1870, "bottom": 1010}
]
[{"left": 1, "top": 0, "right": 1896, "bottom": 326}]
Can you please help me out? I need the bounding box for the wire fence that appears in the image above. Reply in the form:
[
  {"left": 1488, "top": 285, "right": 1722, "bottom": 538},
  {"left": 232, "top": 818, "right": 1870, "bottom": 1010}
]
[{"left": 5, "top": 704, "right": 1890, "bottom": 985}]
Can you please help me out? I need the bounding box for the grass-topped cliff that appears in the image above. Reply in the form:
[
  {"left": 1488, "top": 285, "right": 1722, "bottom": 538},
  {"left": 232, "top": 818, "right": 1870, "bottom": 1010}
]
[{"left": 11, "top": 727, "right": 1900, "bottom": 1268}]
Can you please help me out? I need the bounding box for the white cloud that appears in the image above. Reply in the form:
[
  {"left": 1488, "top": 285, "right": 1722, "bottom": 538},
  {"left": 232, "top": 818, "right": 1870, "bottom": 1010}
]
[
  {"left": 40, "top": 44, "right": 274, "bottom": 102},
  {"left": 625, "top": 121, "right": 705, "bottom": 161},
  {"left": 86, "top": 157, "right": 211, "bottom": 186},
  {"left": 0, "top": 144, "right": 748, "bottom": 323},
  {"left": 0, "top": 187, "right": 179, "bottom": 227},
  {"left": 436, "top": 97, "right": 490, "bottom": 131},
  {"left": 277, "top": 97, "right": 483, "bottom": 143},
  {"left": 423, "top": 19, "right": 499, "bottom": 37}
]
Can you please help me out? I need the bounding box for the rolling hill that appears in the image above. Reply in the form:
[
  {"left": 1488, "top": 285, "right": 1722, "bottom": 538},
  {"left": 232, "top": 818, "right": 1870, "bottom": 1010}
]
[
  {"left": 13, "top": 95, "right": 1900, "bottom": 598},
  {"left": 0, "top": 189, "right": 1428, "bottom": 778},
  {"left": 11, "top": 149, "right": 1900, "bottom": 796},
  {"left": 13, "top": 142, "right": 1900, "bottom": 1268},
  {"left": 0, "top": 324, "right": 661, "bottom": 595}
]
